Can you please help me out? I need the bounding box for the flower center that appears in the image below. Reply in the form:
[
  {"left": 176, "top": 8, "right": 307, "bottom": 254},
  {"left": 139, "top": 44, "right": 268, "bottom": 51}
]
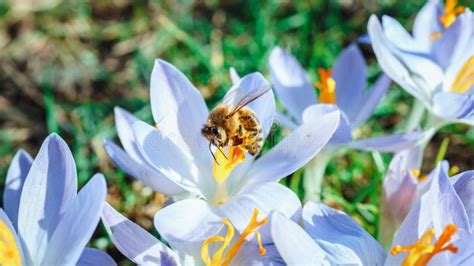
[
  {"left": 391, "top": 224, "right": 458, "bottom": 266},
  {"left": 201, "top": 209, "right": 268, "bottom": 266},
  {"left": 212, "top": 145, "right": 246, "bottom": 184},
  {"left": 315, "top": 68, "right": 336, "bottom": 104},
  {"left": 450, "top": 56, "right": 474, "bottom": 94},
  {"left": 439, "top": 0, "right": 465, "bottom": 29},
  {"left": 0, "top": 221, "right": 22, "bottom": 266}
]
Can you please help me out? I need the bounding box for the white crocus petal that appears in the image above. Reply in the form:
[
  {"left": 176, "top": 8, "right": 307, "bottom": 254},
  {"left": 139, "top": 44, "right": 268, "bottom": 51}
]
[
  {"left": 233, "top": 243, "right": 284, "bottom": 265},
  {"left": 381, "top": 15, "right": 424, "bottom": 53},
  {"left": 229, "top": 66, "right": 241, "bottom": 85},
  {"left": 302, "top": 202, "right": 386, "bottom": 265},
  {"left": 412, "top": 0, "right": 442, "bottom": 49},
  {"left": 220, "top": 182, "right": 301, "bottom": 244},
  {"left": 302, "top": 104, "right": 352, "bottom": 146},
  {"left": 42, "top": 174, "right": 107, "bottom": 265},
  {"left": 104, "top": 139, "right": 184, "bottom": 195},
  {"left": 244, "top": 110, "right": 339, "bottom": 187},
  {"left": 271, "top": 212, "right": 328, "bottom": 265},
  {"left": 114, "top": 107, "right": 143, "bottom": 162},
  {"left": 3, "top": 149, "right": 32, "bottom": 228},
  {"left": 77, "top": 248, "right": 116, "bottom": 266},
  {"left": 17, "top": 134, "right": 78, "bottom": 264},
  {"left": 368, "top": 15, "right": 431, "bottom": 103},
  {"left": 150, "top": 59, "right": 211, "bottom": 168},
  {"left": 268, "top": 47, "right": 317, "bottom": 122},
  {"left": 348, "top": 131, "right": 426, "bottom": 153},
  {"left": 223, "top": 72, "right": 275, "bottom": 137},
  {"left": 0, "top": 209, "right": 25, "bottom": 264},
  {"left": 332, "top": 44, "right": 367, "bottom": 119},
  {"left": 101, "top": 203, "right": 179, "bottom": 265},
  {"left": 452, "top": 171, "right": 474, "bottom": 228},
  {"left": 133, "top": 121, "right": 214, "bottom": 198},
  {"left": 432, "top": 10, "right": 473, "bottom": 69},
  {"left": 154, "top": 199, "right": 223, "bottom": 245}
]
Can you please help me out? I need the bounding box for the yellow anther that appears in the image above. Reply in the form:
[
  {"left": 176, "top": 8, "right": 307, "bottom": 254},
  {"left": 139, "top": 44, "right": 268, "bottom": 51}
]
[
  {"left": 201, "top": 209, "right": 268, "bottom": 266},
  {"left": 409, "top": 169, "right": 428, "bottom": 183},
  {"left": 213, "top": 146, "right": 246, "bottom": 183},
  {"left": 391, "top": 224, "right": 458, "bottom": 266},
  {"left": 0, "top": 220, "right": 22, "bottom": 266},
  {"left": 439, "top": 0, "right": 465, "bottom": 28},
  {"left": 315, "top": 68, "right": 336, "bottom": 104},
  {"left": 450, "top": 56, "right": 474, "bottom": 94},
  {"left": 449, "top": 165, "right": 460, "bottom": 176}
]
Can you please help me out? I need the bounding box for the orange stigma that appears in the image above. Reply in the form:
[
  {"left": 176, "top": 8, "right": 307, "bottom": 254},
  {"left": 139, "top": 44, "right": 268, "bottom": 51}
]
[
  {"left": 391, "top": 224, "right": 458, "bottom": 266},
  {"left": 439, "top": 0, "right": 465, "bottom": 28},
  {"left": 315, "top": 68, "right": 336, "bottom": 104},
  {"left": 201, "top": 209, "right": 268, "bottom": 266}
]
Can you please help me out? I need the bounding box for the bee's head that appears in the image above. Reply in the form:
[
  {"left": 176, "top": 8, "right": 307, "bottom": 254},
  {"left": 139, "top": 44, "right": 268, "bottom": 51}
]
[{"left": 202, "top": 125, "right": 227, "bottom": 146}]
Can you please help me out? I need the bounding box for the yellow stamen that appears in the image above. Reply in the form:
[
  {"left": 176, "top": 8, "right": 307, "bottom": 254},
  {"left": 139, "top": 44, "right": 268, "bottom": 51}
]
[
  {"left": 450, "top": 56, "right": 474, "bottom": 94},
  {"left": 201, "top": 209, "right": 268, "bottom": 266},
  {"left": 0, "top": 220, "right": 22, "bottom": 266},
  {"left": 391, "top": 224, "right": 458, "bottom": 266},
  {"left": 212, "top": 146, "right": 246, "bottom": 183},
  {"left": 409, "top": 169, "right": 429, "bottom": 183},
  {"left": 449, "top": 165, "right": 460, "bottom": 176},
  {"left": 315, "top": 68, "right": 336, "bottom": 104},
  {"left": 439, "top": 0, "right": 465, "bottom": 28}
]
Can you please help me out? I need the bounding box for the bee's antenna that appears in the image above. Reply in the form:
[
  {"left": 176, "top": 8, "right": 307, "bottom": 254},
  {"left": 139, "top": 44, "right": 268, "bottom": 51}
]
[
  {"left": 209, "top": 142, "right": 219, "bottom": 165},
  {"left": 217, "top": 146, "right": 228, "bottom": 160}
]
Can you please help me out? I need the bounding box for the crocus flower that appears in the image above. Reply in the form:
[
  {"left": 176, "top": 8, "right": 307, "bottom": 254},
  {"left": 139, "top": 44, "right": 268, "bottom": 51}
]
[
  {"left": 268, "top": 44, "right": 424, "bottom": 201},
  {"left": 104, "top": 59, "right": 340, "bottom": 250},
  {"left": 0, "top": 134, "right": 114, "bottom": 265},
  {"left": 268, "top": 44, "right": 423, "bottom": 152},
  {"left": 368, "top": 0, "right": 473, "bottom": 125},
  {"left": 102, "top": 203, "right": 284, "bottom": 265},
  {"left": 271, "top": 163, "right": 474, "bottom": 265}
]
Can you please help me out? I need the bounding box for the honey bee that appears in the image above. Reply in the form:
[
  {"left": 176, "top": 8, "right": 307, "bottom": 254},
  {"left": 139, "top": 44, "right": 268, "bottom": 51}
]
[{"left": 202, "top": 85, "right": 272, "bottom": 161}]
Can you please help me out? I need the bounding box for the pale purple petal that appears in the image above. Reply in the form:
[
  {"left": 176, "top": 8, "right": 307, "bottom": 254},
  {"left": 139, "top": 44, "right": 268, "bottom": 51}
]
[
  {"left": 332, "top": 44, "right": 367, "bottom": 119},
  {"left": 432, "top": 10, "right": 473, "bottom": 69},
  {"left": 351, "top": 74, "right": 391, "bottom": 128},
  {"left": 3, "top": 149, "right": 32, "bottom": 228},
  {"left": 101, "top": 203, "right": 178, "bottom": 265},
  {"left": 244, "top": 110, "right": 339, "bottom": 186},
  {"left": 302, "top": 104, "right": 352, "bottom": 146},
  {"left": 381, "top": 15, "right": 424, "bottom": 52},
  {"left": 302, "top": 202, "right": 385, "bottom": 265},
  {"left": 413, "top": 0, "right": 443, "bottom": 48},
  {"left": 150, "top": 59, "right": 211, "bottom": 168},
  {"left": 349, "top": 131, "right": 425, "bottom": 152},
  {"left": 432, "top": 92, "right": 474, "bottom": 121},
  {"left": 77, "top": 248, "right": 116, "bottom": 266},
  {"left": 133, "top": 121, "right": 213, "bottom": 197},
  {"left": 274, "top": 111, "right": 298, "bottom": 130},
  {"left": 452, "top": 171, "right": 474, "bottom": 228},
  {"left": 229, "top": 67, "right": 240, "bottom": 85},
  {"left": 17, "top": 133, "right": 78, "bottom": 263},
  {"left": 268, "top": 47, "right": 317, "bottom": 122},
  {"left": 271, "top": 212, "right": 328, "bottom": 264},
  {"left": 154, "top": 199, "right": 223, "bottom": 245},
  {"left": 368, "top": 15, "right": 432, "bottom": 102},
  {"left": 42, "top": 174, "right": 107, "bottom": 265},
  {"left": 220, "top": 182, "right": 301, "bottom": 244},
  {"left": 104, "top": 139, "right": 184, "bottom": 195},
  {"left": 233, "top": 243, "right": 284, "bottom": 265},
  {"left": 114, "top": 107, "right": 143, "bottom": 162}
]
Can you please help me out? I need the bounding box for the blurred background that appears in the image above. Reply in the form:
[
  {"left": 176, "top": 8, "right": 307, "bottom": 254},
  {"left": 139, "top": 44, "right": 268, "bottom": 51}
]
[{"left": 1, "top": 0, "right": 473, "bottom": 264}]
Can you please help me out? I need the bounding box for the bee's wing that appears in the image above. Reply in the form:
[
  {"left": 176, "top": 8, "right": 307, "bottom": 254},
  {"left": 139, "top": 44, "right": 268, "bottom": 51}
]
[{"left": 226, "top": 84, "right": 272, "bottom": 117}]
